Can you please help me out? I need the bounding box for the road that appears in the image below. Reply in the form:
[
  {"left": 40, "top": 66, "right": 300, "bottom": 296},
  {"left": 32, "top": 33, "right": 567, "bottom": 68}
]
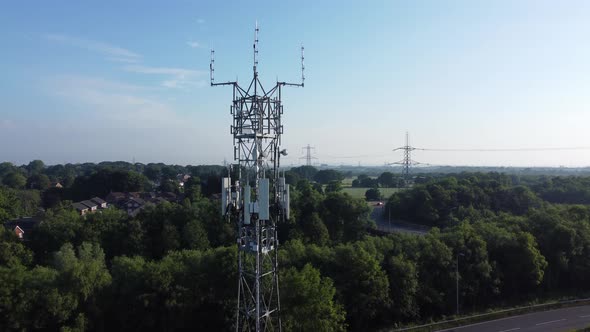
[
  {"left": 369, "top": 204, "right": 429, "bottom": 235},
  {"left": 438, "top": 305, "right": 590, "bottom": 332}
]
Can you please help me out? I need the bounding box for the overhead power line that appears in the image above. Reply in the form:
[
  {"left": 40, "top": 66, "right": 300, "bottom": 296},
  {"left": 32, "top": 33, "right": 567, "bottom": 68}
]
[{"left": 418, "top": 146, "right": 590, "bottom": 152}]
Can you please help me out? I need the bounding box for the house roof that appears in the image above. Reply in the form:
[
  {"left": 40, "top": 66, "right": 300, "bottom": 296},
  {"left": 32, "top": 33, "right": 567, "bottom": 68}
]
[
  {"left": 4, "top": 217, "right": 42, "bottom": 234},
  {"left": 73, "top": 202, "right": 89, "bottom": 211},
  {"left": 105, "top": 192, "right": 126, "bottom": 203},
  {"left": 80, "top": 200, "right": 98, "bottom": 209},
  {"left": 127, "top": 197, "right": 145, "bottom": 205},
  {"left": 90, "top": 197, "right": 107, "bottom": 205}
]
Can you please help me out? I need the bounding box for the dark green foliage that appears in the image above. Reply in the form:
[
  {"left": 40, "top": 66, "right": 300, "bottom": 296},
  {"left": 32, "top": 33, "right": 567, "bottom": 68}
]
[
  {"left": 386, "top": 173, "right": 541, "bottom": 227},
  {"left": 26, "top": 173, "right": 50, "bottom": 190},
  {"left": 378, "top": 171, "right": 400, "bottom": 188},
  {"left": 7, "top": 165, "right": 590, "bottom": 331},
  {"left": 0, "top": 187, "right": 21, "bottom": 220},
  {"left": 314, "top": 169, "right": 345, "bottom": 185},
  {"left": 107, "top": 247, "right": 237, "bottom": 331},
  {"left": 325, "top": 180, "right": 343, "bottom": 193},
  {"left": 352, "top": 174, "right": 379, "bottom": 187},
  {"left": 26, "top": 160, "right": 45, "bottom": 175},
  {"left": 281, "top": 264, "right": 346, "bottom": 331},
  {"left": 0, "top": 242, "right": 110, "bottom": 331},
  {"left": 2, "top": 172, "right": 26, "bottom": 189},
  {"left": 289, "top": 165, "right": 318, "bottom": 181},
  {"left": 321, "top": 192, "right": 373, "bottom": 243},
  {"left": 365, "top": 187, "right": 382, "bottom": 200},
  {"left": 69, "top": 169, "right": 151, "bottom": 201},
  {"left": 0, "top": 226, "right": 33, "bottom": 267},
  {"left": 136, "top": 201, "right": 217, "bottom": 259}
]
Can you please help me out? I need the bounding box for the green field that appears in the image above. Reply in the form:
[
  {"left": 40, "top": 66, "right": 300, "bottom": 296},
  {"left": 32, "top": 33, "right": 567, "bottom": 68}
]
[{"left": 342, "top": 187, "right": 400, "bottom": 200}]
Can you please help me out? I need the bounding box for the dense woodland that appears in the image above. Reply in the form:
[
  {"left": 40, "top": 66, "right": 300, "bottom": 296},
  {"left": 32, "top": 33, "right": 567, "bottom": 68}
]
[{"left": 2, "top": 161, "right": 590, "bottom": 331}]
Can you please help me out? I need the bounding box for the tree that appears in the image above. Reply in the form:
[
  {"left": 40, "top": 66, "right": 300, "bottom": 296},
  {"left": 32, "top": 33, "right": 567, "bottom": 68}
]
[
  {"left": 321, "top": 192, "right": 372, "bottom": 243},
  {"left": 0, "top": 187, "right": 20, "bottom": 220},
  {"left": 378, "top": 172, "right": 397, "bottom": 188},
  {"left": 26, "top": 173, "right": 50, "bottom": 190},
  {"left": 413, "top": 230, "right": 454, "bottom": 317},
  {"left": 108, "top": 247, "right": 237, "bottom": 331},
  {"left": 284, "top": 170, "right": 301, "bottom": 185},
  {"left": 183, "top": 176, "right": 202, "bottom": 202},
  {"left": 53, "top": 242, "right": 111, "bottom": 303},
  {"left": 182, "top": 219, "right": 210, "bottom": 250},
  {"left": 13, "top": 190, "right": 42, "bottom": 217},
  {"left": 475, "top": 221, "right": 547, "bottom": 296},
  {"left": 314, "top": 169, "right": 344, "bottom": 185},
  {"left": 0, "top": 226, "right": 33, "bottom": 267},
  {"left": 0, "top": 162, "right": 17, "bottom": 179},
  {"left": 26, "top": 160, "right": 45, "bottom": 175},
  {"left": 281, "top": 264, "right": 346, "bottom": 332},
  {"left": 42, "top": 187, "right": 65, "bottom": 209},
  {"left": 385, "top": 254, "right": 419, "bottom": 320},
  {"left": 365, "top": 188, "right": 382, "bottom": 201},
  {"left": 79, "top": 208, "right": 129, "bottom": 260},
  {"left": 440, "top": 222, "right": 493, "bottom": 308},
  {"left": 2, "top": 172, "right": 26, "bottom": 189},
  {"left": 158, "top": 179, "right": 179, "bottom": 193},
  {"left": 353, "top": 174, "right": 379, "bottom": 188},
  {"left": 302, "top": 213, "right": 330, "bottom": 246},
  {"left": 69, "top": 169, "right": 150, "bottom": 200},
  {"left": 143, "top": 164, "right": 162, "bottom": 182},
  {"left": 290, "top": 166, "right": 318, "bottom": 181},
  {"left": 30, "top": 207, "right": 83, "bottom": 264},
  {"left": 330, "top": 243, "right": 391, "bottom": 329},
  {"left": 1, "top": 264, "right": 77, "bottom": 330},
  {"left": 325, "top": 180, "right": 342, "bottom": 193}
]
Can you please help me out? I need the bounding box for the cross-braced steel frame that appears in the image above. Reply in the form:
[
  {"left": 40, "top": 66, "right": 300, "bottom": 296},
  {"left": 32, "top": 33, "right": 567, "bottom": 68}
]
[
  {"left": 211, "top": 24, "right": 303, "bottom": 332},
  {"left": 392, "top": 132, "right": 419, "bottom": 187}
]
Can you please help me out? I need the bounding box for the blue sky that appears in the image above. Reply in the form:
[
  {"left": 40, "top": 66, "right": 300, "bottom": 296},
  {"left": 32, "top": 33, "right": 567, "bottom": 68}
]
[{"left": 2, "top": 1, "right": 590, "bottom": 167}]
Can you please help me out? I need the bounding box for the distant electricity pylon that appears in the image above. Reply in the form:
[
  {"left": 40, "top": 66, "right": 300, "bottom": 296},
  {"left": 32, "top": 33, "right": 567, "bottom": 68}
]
[
  {"left": 211, "top": 23, "right": 304, "bottom": 332},
  {"left": 391, "top": 132, "right": 421, "bottom": 187},
  {"left": 300, "top": 144, "right": 317, "bottom": 166}
]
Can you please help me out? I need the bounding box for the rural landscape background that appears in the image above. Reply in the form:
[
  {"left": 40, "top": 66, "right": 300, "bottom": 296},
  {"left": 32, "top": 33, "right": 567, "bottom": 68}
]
[{"left": 3, "top": 1, "right": 590, "bottom": 331}]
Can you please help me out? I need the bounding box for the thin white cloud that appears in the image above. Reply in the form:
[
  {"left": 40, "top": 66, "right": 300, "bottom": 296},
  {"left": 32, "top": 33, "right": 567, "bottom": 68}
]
[
  {"left": 124, "top": 65, "right": 205, "bottom": 89},
  {"left": 106, "top": 57, "right": 139, "bottom": 63},
  {"left": 124, "top": 65, "right": 202, "bottom": 76},
  {"left": 187, "top": 41, "right": 201, "bottom": 48},
  {"left": 47, "top": 75, "right": 185, "bottom": 128},
  {"left": 45, "top": 34, "right": 140, "bottom": 60},
  {"left": 197, "top": 18, "right": 205, "bottom": 24}
]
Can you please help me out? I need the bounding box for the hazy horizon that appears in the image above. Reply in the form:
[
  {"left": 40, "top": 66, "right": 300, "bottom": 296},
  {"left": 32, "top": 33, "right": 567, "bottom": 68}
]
[{"left": 3, "top": 1, "right": 590, "bottom": 167}]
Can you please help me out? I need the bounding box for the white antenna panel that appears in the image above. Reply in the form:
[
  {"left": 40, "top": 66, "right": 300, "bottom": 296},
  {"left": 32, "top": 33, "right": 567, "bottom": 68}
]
[
  {"left": 244, "top": 185, "right": 251, "bottom": 225},
  {"left": 221, "top": 177, "right": 230, "bottom": 215},
  {"left": 259, "top": 178, "right": 270, "bottom": 220}
]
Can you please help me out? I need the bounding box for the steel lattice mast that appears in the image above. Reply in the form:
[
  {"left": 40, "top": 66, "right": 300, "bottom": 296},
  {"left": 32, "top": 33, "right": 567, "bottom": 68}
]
[
  {"left": 392, "top": 132, "right": 419, "bottom": 187},
  {"left": 211, "top": 24, "right": 304, "bottom": 332},
  {"left": 300, "top": 144, "right": 316, "bottom": 166}
]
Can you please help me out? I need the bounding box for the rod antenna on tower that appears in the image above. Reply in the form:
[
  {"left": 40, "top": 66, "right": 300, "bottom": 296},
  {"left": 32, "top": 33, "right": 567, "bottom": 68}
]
[
  {"left": 301, "top": 45, "right": 305, "bottom": 87},
  {"left": 210, "top": 49, "right": 215, "bottom": 85},
  {"left": 254, "top": 21, "right": 259, "bottom": 75}
]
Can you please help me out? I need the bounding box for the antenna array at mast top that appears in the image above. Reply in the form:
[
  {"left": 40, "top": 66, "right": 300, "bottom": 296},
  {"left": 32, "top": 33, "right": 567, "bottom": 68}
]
[{"left": 210, "top": 22, "right": 305, "bottom": 88}]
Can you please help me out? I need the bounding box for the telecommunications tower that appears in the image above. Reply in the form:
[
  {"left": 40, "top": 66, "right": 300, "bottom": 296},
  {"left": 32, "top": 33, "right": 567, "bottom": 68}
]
[
  {"left": 392, "top": 132, "right": 419, "bottom": 187},
  {"left": 211, "top": 23, "right": 304, "bottom": 332}
]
